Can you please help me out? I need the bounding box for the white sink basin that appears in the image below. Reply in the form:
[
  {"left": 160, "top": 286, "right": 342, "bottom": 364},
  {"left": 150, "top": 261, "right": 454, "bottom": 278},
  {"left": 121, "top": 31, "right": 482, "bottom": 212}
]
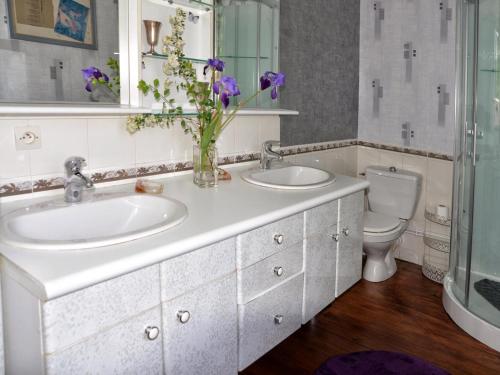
[
  {"left": 241, "top": 164, "right": 335, "bottom": 190},
  {"left": 0, "top": 193, "right": 188, "bottom": 250}
]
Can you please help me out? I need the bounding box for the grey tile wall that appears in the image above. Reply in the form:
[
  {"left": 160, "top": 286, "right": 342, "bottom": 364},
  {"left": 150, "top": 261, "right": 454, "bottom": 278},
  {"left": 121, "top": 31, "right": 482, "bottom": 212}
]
[
  {"left": 358, "top": 0, "right": 456, "bottom": 155},
  {"left": 279, "top": 0, "right": 360, "bottom": 146}
]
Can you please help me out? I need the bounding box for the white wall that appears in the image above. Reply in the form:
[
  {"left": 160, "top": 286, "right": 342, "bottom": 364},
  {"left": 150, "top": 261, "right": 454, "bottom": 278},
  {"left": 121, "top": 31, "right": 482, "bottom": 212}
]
[
  {"left": 358, "top": 0, "right": 456, "bottom": 155},
  {"left": 0, "top": 115, "right": 280, "bottom": 198}
]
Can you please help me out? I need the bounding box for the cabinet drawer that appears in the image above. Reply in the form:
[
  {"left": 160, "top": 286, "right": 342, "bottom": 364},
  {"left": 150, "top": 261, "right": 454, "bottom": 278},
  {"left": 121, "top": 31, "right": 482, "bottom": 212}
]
[
  {"left": 162, "top": 273, "right": 237, "bottom": 375},
  {"left": 238, "top": 273, "right": 303, "bottom": 371},
  {"left": 238, "top": 242, "right": 303, "bottom": 304},
  {"left": 45, "top": 307, "right": 163, "bottom": 375},
  {"left": 237, "top": 213, "right": 304, "bottom": 269},
  {"left": 305, "top": 200, "right": 339, "bottom": 237},
  {"left": 42, "top": 265, "right": 160, "bottom": 353},
  {"left": 161, "top": 237, "right": 236, "bottom": 301}
]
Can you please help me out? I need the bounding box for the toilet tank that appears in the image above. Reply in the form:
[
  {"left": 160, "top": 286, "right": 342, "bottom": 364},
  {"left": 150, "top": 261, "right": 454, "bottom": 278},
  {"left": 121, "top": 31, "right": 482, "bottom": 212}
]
[{"left": 366, "top": 166, "right": 422, "bottom": 220}]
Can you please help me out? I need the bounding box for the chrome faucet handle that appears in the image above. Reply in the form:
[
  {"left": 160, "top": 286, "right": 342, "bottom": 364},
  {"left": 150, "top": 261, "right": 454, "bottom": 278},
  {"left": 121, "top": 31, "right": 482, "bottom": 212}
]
[
  {"left": 63, "top": 157, "right": 93, "bottom": 203},
  {"left": 262, "top": 140, "right": 282, "bottom": 157},
  {"left": 260, "top": 140, "right": 283, "bottom": 169},
  {"left": 65, "top": 156, "right": 87, "bottom": 176},
  {"left": 263, "top": 140, "right": 280, "bottom": 148}
]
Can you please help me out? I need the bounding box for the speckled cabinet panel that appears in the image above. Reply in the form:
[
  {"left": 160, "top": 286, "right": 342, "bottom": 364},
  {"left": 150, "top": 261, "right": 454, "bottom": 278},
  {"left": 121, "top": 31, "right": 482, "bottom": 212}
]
[
  {"left": 305, "top": 200, "right": 339, "bottom": 237},
  {"left": 238, "top": 242, "right": 303, "bottom": 304},
  {"left": 45, "top": 307, "right": 163, "bottom": 375},
  {"left": 0, "top": 276, "right": 3, "bottom": 375},
  {"left": 162, "top": 273, "right": 237, "bottom": 375},
  {"left": 238, "top": 273, "right": 303, "bottom": 371},
  {"left": 279, "top": 0, "right": 360, "bottom": 146},
  {"left": 336, "top": 191, "right": 364, "bottom": 297},
  {"left": 42, "top": 265, "right": 160, "bottom": 353},
  {"left": 160, "top": 237, "right": 236, "bottom": 301},
  {"left": 302, "top": 232, "right": 337, "bottom": 324},
  {"left": 237, "top": 213, "right": 304, "bottom": 269}
]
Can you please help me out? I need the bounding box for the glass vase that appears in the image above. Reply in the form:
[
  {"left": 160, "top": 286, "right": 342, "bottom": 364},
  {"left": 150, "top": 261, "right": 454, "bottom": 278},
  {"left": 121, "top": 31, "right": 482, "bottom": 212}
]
[{"left": 193, "top": 143, "right": 218, "bottom": 188}]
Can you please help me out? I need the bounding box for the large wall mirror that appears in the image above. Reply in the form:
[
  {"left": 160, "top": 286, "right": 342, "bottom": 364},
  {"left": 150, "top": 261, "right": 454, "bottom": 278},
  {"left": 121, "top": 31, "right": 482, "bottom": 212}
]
[
  {"left": 0, "top": 0, "right": 121, "bottom": 104},
  {"left": 216, "top": 0, "right": 279, "bottom": 108}
]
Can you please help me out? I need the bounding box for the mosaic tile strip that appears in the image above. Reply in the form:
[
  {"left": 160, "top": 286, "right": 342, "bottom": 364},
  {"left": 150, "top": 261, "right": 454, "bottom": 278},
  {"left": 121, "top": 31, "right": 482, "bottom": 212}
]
[{"left": 0, "top": 141, "right": 454, "bottom": 198}]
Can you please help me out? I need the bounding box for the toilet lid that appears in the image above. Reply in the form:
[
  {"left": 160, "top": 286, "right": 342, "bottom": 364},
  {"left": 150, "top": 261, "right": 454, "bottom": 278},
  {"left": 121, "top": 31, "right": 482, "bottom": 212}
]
[{"left": 364, "top": 211, "right": 400, "bottom": 233}]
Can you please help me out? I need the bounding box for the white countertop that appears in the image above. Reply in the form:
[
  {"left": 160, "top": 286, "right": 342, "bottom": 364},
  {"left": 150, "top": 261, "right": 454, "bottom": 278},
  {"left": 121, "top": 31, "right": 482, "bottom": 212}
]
[{"left": 0, "top": 164, "right": 368, "bottom": 301}]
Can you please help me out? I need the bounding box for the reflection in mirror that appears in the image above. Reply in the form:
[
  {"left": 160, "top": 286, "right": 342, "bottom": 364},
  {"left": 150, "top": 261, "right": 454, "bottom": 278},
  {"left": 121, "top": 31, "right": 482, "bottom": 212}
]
[
  {"left": 216, "top": 0, "right": 279, "bottom": 108},
  {"left": 0, "top": 0, "right": 120, "bottom": 104}
]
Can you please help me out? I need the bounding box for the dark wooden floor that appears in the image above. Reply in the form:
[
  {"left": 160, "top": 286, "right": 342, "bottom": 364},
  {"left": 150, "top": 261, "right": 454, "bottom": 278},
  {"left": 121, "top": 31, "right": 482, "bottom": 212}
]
[{"left": 241, "top": 261, "right": 500, "bottom": 375}]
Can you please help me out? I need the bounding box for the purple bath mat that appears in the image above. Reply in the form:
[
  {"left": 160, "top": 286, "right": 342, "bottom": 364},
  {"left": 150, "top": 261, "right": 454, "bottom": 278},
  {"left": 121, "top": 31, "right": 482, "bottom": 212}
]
[{"left": 315, "top": 351, "right": 450, "bottom": 375}]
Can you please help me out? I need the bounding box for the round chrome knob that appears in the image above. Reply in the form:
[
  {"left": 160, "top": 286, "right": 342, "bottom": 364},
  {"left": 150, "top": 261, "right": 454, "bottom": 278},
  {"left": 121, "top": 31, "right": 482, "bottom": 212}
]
[
  {"left": 342, "top": 227, "right": 350, "bottom": 237},
  {"left": 177, "top": 310, "right": 191, "bottom": 324},
  {"left": 331, "top": 233, "right": 339, "bottom": 242},
  {"left": 145, "top": 326, "right": 160, "bottom": 341},
  {"left": 274, "top": 314, "right": 284, "bottom": 325},
  {"left": 274, "top": 234, "right": 284, "bottom": 245},
  {"left": 274, "top": 266, "right": 284, "bottom": 277}
]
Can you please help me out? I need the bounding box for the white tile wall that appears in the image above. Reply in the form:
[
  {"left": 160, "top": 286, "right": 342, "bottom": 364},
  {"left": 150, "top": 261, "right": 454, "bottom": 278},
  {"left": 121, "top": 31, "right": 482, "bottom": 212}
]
[
  {"left": 29, "top": 119, "right": 89, "bottom": 177},
  {"left": 0, "top": 115, "right": 281, "bottom": 195},
  {"left": 0, "top": 119, "right": 31, "bottom": 180},
  {"left": 285, "top": 146, "right": 358, "bottom": 177}
]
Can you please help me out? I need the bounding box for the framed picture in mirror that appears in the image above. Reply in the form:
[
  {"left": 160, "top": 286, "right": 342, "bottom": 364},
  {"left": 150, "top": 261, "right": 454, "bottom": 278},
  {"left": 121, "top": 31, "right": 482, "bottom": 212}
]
[{"left": 7, "top": 0, "right": 97, "bottom": 49}]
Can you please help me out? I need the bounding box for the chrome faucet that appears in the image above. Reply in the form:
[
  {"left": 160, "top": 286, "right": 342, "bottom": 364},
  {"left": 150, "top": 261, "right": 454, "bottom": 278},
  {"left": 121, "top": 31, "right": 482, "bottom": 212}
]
[
  {"left": 260, "top": 140, "right": 283, "bottom": 169},
  {"left": 64, "top": 156, "right": 94, "bottom": 203}
]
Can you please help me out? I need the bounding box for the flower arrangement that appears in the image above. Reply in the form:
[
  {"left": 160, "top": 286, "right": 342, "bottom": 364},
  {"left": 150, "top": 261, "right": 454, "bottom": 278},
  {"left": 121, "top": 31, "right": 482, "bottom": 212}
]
[
  {"left": 81, "top": 58, "right": 120, "bottom": 101},
  {"left": 127, "top": 9, "right": 285, "bottom": 187}
]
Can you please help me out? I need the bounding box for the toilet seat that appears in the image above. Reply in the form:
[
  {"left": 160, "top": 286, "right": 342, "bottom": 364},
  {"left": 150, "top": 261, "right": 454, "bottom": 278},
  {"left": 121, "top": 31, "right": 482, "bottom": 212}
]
[
  {"left": 363, "top": 211, "right": 403, "bottom": 243},
  {"left": 364, "top": 211, "right": 400, "bottom": 233}
]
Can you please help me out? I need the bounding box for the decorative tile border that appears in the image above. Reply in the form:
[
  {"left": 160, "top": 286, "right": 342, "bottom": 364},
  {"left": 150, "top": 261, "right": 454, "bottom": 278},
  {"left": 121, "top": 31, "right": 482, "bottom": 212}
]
[
  {"left": 0, "top": 140, "right": 453, "bottom": 198},
  {"left": 279, "top": 139, "right": 358, "bottom": 156},
  {"left": 357, "top": 140, "right": 454, "bottom": 161}
]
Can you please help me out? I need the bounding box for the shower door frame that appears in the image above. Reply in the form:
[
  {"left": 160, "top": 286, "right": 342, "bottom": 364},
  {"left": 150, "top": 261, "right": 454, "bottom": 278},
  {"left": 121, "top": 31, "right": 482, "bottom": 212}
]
[
  {"left": 444, "top": 0, "right": 500, "bottom": 352},
  {"left": 451, "top": 0, "right": 479, "bottom": 308}
]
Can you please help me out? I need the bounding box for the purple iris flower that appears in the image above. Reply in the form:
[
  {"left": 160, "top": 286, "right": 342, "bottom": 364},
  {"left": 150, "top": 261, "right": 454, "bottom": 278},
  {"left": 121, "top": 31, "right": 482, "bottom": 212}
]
[
  {"left": 260, "top": 71, "right": 285, "bottom": 100},
  {"left": 82, "top": 67, "right": 109, "bottom": 92},
  {"left": 213, "top": 75, "right": 240, "bottom": 108},
  {"left": 203, "top": 58, "right": 225, "bottom": 75}
]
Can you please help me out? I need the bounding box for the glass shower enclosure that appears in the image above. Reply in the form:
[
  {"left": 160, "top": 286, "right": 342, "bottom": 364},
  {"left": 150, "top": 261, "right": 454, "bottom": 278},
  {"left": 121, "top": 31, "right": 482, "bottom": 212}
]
[{"left": 444, "top": 0, "right": 500, "bottom": 352}]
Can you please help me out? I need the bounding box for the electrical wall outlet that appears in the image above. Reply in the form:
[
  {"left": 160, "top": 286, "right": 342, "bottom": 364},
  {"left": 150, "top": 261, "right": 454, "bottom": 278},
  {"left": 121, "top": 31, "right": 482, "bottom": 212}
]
[{"left": 14, "top": 126, "right": 42, "bottom": 150}]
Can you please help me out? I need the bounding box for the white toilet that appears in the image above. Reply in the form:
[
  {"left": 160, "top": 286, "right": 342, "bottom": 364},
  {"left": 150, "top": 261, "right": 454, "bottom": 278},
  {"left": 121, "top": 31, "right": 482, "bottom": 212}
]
[{"left": 363, "top": 166, "right": 422, "bottom": 282}]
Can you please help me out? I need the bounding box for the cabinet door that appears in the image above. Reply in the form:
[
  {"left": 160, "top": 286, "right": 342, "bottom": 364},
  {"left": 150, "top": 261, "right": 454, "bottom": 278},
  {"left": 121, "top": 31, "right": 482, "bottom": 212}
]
[
  {"left": 45, "top": 307, "right": 163, "bottom": 375},
  {"left": 238, "top": 274, "right": 303, "bottom": 371},
  {"left": 336, "top": 191, "right": 364, "bottom": 297},
  {"left": 303, "top": 201, "right": 339, "bottom": 324},
  {"left": 302, "top": 231, "right": 338, "bottom": 323},
  {"left": 162, "top": 273, "right": 237, "bottom": 375}
]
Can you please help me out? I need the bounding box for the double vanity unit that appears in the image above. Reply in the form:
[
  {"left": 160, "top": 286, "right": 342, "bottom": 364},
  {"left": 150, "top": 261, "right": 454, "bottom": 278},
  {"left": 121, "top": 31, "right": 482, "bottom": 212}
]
[{"left": 0, "top": 164, "right": 368, "bottom": 374}]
